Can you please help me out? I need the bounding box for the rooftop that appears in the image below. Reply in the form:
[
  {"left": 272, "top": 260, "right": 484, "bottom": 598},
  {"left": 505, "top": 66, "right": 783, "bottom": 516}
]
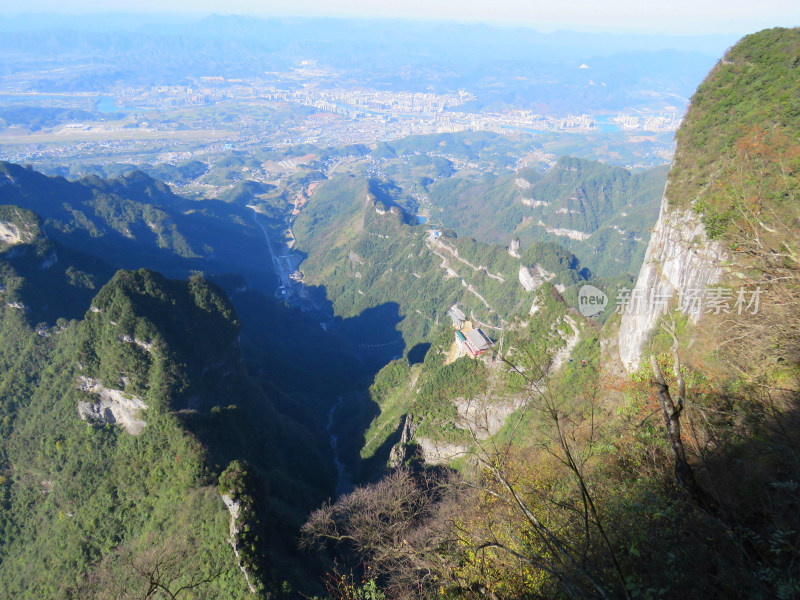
[{"left": 464, "top": 329, "right": 493, "bottom": 352}]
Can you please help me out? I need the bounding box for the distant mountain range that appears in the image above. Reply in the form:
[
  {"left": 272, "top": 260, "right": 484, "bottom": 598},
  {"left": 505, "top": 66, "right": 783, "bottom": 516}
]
[{"left": 0, "top": 15, "right": 730, "bottom": 112}]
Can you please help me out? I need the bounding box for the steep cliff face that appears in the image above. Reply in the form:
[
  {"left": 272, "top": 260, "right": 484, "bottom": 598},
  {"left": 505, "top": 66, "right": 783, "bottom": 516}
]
[
  {"left": 617, "top": 192, "right": 725, "bottom": 371},
  {"left": 519, "top": 264, "right": 555, "bottom": 292},
  {"left": 618, "top": 28, "right": 800, "bottom": 371},
  {"left": 0, "top": 206, "right": 41, "bottom": 248},
  {"left": 221, "top": 494, "right": 258, "bottom": 595}
]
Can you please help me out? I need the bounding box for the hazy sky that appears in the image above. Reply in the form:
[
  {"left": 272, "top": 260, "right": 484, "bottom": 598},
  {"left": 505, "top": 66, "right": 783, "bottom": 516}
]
[{"left": 1, "top": 0, "right": 799, "bottom": 34}]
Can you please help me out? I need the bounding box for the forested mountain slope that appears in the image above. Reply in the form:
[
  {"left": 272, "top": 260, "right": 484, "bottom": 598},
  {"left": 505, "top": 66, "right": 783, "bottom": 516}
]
[
  {"left": 426, "top": 157, "right": 666, "bottom": 277},
  {"left": 0, "top": 161, "right": 275, "bottom": 289},
  {"left": 301, "top": 28, "right": 800, "bottom": 600},
  {"left": 0, "top": 209, "right": 338, "bottom": 596},
  {"left": 292, "top": 172, "right": 596, "bottom": 363},
  {"left": 620, "top": 27, "right": 800, "bottom": 371}
]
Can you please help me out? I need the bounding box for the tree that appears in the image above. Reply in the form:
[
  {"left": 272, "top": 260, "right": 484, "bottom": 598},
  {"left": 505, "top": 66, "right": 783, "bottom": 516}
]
[
  {"left": 302, "top": 334, "right": 632, "bottom": 600},
  {"left": 72, "top": 532, "right": 226, "bottom": 600},
  {"left": 701, "top": 127, "right": 800, "bottom": 378},
  {"left": 301, "top": 468, "right": 458, "bottom": 599},
  {"left": 444, "top": 342, "right": 630, "bottom": 600},
  {"left": 649, "top": 319, "right": 707, "bottom": 507}
]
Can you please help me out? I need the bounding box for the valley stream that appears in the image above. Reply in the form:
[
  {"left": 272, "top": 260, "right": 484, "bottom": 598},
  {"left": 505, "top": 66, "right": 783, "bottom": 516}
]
[{"left": 327, "top": 397, "right": 353, "bottom": 496}]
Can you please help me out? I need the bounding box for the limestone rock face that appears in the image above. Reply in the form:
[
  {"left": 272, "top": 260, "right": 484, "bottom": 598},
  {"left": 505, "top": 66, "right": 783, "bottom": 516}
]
[
  {"left": 519, "top": 264, "right": 555, "bottom": 292},
  {"left": 618, "top": 194, "right": 725, "bottom": 371},
  {"left": 453, "top": 396, "right": 525, "bottom": 439},
  {"left": 514, "top": 177, "right": 532, "bottom": 190},
  {"left": 77, "top": 376, "right": 148, "bottom": 435},
  {"left": 389, "top": 415, "right": 418, "bottom": 467},
  {"left": 415, "top": 437, "right": 470, "bottom": 465},
  {"left": 221, "top": 494, "right": 258, "bottom": 594},
  {"left": 0, "top": 221, "right": 34, "bottom": 246}
]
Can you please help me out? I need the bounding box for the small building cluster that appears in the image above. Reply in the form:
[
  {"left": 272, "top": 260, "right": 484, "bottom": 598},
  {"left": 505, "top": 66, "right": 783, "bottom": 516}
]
[
  {"left": 456, "top": 328, "right": 494, "bottom": 358},
  {"left": 448, "top": 304, "right": 494, "bottom": 359}
]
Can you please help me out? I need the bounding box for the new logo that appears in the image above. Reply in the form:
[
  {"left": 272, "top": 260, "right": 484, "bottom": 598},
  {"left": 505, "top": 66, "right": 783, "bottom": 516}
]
[{"left": 578, "top": 285, "right": 607, "bottom": 317}]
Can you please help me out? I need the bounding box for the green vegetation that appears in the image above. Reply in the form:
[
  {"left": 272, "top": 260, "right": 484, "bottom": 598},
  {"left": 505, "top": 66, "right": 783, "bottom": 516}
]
[
  {"left": 669, "top": 28, "right": 800, "bottom": 218},
  {"left": 499, "top": 283, "right": 571, "bottom": 380},
  {"left": 293, "top": 170, "right": 598, "bottom": 365},
  {"left": 427, "top": 156, "right": 665, "bottom": 277},
  {"left": 0, "top": 300, "right": 250, "bottom": 597},
  {"left": 414, "top": 357, "right": 488, "bottom": 443},
  {"left": 662, "top": 27, "right": 800, "bottom": 382},
  {"left": 0, "top": 160, "right": 298, "bottom": 305},
  {"left": 77, "top": 269, "right": 240, "bottom": 413},
  {"left": 292, "top": 173, "right": 367, "bottom": 248},
  {"left": 0, "top": 216, "right": 116, "bottom": 324},
  {"left": 0, "top": 162, "right": 197, "bottom": 262},
  {"left": 0, "top": 256, "right": 336, "bottom": 597},
  {"left": 355, "top": 282, "right": 582, "bottom": 478},
  {"left": 300, "top": 27, "right": 800, "bottom": 600},
  {"left": 0, "top": 19, "right": 757, "bottom": 600},
  {"left": 5, "top": 26, "right": 798, "bottom": 600},
  {"left": 218, "top": 460, "right": 269, "bottom": 593},
  {"left": 0, "top": 205, "right": 41, "bottom": 245},
  {"left": 359, "top": 359, "right": 414, "bottom": 466}
]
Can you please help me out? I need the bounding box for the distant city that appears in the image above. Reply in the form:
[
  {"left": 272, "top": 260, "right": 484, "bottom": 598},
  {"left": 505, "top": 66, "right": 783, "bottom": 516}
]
[
  {"left": 0, "top": 71, "right": 684, "bottom": 167},
  {"left": 115, "top": 76, "right": 683, "bottom": 139}
]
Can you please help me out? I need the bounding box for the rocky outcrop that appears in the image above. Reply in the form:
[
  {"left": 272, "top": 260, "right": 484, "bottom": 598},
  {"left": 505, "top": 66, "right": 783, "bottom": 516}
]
[
  {"left": 551, "top": 314, "right": 580, "bottom": 374},
  {"left": 118, "top": 334, "right": 154, "bottom": 353},
  {"left": 454, "top": 396, "right": 525, "bottom": 440},
  {"left": 618, "top": 194, "right": 725, "bottom": 371},
  {"left": 514, "top": 177, "right": 532, "bottom": 190},
  {"left": 410, "top": 314, "right": 580, "bottom": 466},
  {"left": 77, "top": 376, "right": 148, "bottom": 435},
  {"left": 415, "top": 392, "right": 538, "bottom": 464},
  {"left": 538, "top": 220, "right": 591, "bottom": 241},
  {"left": 389, "top": 415, "right": 419, "bottom": 467},
  {"left": 415, "top": 437, "right": 471, "bottom": 465},
  {"left": 0, "top": 221, "right": 33, "bottom": 246},
  {"left": 519, "top": 264, "right": 555, "bottom": 292},
  {"left": 221, "top": 494, "right": 258, "bottom": 595},
  {"left": 389, "top": 415, "right": 472, "bottom": 466},
  {"left": 520, "top": 198, "right": 549, "bottom": 208}
]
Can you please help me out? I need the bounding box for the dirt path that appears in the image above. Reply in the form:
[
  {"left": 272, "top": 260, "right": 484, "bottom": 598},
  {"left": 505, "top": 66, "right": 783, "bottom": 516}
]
[
  {"left": 429, "top": 236, "right": 505, "bottom": 282},
  {"left": 425, "top": 236, "right": 497, "bottom": 313}
]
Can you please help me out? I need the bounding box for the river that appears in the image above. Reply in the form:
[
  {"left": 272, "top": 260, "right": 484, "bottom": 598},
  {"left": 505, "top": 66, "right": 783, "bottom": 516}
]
[{"left": 327, "top": 397, "right": 353, "bottom": 496}]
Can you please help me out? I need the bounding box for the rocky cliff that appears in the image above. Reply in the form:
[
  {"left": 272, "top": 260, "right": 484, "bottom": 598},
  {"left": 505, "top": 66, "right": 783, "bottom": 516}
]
[
  {"left": 77, "top": 376, "right": 148, "bottom": 435},
  {"left": 221, "top": 494, "right": 258, "bottom": 594},
  {"left": 617, "top": 191, "right": 724, "bottom": 371},
  {"left": 618, "top": 28, "right": 800, "bottom": 372}
]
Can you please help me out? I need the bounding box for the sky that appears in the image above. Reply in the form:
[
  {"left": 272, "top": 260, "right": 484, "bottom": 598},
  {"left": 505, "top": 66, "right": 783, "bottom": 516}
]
[{"left": 1, "top": 0, "right": 799, "bottom": 35}]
